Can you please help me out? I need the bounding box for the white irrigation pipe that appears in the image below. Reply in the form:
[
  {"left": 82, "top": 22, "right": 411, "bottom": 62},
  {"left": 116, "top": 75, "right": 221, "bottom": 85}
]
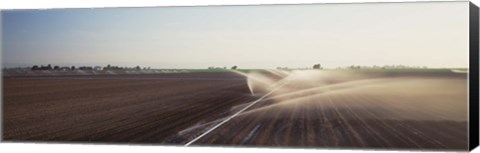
[{"left": 184, "top": 81, "right": 289, "bottom": 146}]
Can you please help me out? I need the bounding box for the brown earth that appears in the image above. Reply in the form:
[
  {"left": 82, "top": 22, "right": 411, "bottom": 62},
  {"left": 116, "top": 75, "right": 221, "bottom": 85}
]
[
  {"left": 2, "top": 71, "right": 469, "bottom": 151},
  {"left": 3, "top": 73, "right": 255, "bottom": 144}
]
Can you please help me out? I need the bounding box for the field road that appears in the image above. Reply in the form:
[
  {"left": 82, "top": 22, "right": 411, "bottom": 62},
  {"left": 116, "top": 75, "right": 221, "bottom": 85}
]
[{"left": 3, "top": 70, "right": 469, "bottom": 150}]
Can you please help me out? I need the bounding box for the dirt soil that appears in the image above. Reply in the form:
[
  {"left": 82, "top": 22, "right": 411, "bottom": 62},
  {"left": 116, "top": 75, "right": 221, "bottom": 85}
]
[
  {"left": 2, "top": 71, "right": 469, "bottom": 151},
  {"left": 3, "top": 73, "right": 255, "bottom": 144}
]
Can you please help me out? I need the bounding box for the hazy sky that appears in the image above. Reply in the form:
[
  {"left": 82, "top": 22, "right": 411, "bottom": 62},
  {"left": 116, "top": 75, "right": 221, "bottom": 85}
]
[{"left": 1, "top": 2, "right": 469, "bottom": 69}]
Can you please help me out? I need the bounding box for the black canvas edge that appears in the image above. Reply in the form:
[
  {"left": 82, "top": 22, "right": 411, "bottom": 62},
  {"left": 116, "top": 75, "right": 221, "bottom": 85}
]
[{"left": 470, "top": 1, "right": 479, "bottom": 151}]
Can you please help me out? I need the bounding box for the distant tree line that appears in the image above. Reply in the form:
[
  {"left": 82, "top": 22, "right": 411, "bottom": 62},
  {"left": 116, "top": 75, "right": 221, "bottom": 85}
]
[
  {"left": 274, "top": 63, "right": 428, "bottom": 70},
  {"left": 31, "top": 64, "right": 76, "bottom": 71},
  {"left": 208, "top": 66, "right": 238, "bottom": 70},
  {"left": 340, "top": 64, "right": 428, "bottom": 69},
  {"left": 31, "top": 64, "right": 151, "bottom": 71}
]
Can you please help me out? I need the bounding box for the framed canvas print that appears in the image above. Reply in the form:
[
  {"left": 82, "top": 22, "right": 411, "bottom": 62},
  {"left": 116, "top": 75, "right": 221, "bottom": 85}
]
[{"left": 1, "top": 0, "right": 479, "bottom": 152}]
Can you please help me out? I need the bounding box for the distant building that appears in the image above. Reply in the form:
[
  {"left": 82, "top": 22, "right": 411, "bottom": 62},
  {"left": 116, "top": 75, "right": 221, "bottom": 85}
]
[
  {"left": 60, "top": 67, "right": 71, "bottom": 71},
  {"left": 93, "top": 66, "right": 103, "bottom": 71}
]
